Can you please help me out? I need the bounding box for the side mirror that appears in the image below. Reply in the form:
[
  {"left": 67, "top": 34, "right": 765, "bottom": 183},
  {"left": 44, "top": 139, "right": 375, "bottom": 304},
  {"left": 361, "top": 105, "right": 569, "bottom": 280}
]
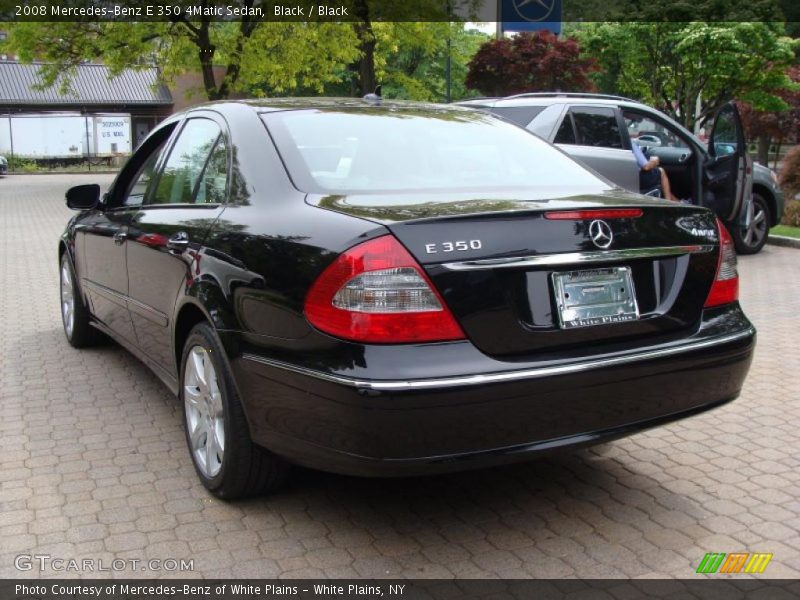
[
  {"left": 65, "top": 184, "right": 100, "bottom": 210},
  {"left": 713, "top": 143, "right": 736, "bottom": 157}
]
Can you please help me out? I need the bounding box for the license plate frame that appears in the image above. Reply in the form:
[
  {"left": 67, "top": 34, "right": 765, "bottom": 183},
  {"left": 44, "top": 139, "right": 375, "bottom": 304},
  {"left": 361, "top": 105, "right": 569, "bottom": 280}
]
[{"left": 551, "top": 266, "right": 639, "bottom": 329}]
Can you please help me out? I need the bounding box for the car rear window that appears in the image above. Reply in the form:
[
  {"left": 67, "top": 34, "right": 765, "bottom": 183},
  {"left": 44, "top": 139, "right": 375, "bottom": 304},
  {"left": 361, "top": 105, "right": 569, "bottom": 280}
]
[{"left": 263, "top": 108, "right": 611, "bottom": 195}]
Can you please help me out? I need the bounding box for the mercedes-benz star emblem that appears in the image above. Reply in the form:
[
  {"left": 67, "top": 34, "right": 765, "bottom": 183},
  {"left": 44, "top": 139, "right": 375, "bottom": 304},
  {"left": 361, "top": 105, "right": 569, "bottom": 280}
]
[
  {"left": 589, "top": 219, "right": 613, "bottom": 249},
  {"left": 513, "top": 0, "right": 556, "bottom": 22}
]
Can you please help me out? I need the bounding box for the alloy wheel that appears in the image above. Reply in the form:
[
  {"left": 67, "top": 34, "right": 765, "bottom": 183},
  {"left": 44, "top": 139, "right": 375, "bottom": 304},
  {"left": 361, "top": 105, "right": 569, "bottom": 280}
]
[
  {"left": 740, "top": 197, "right": 768, "bottom": 250},
  {"left": 183, "top": 346, "right": 225, "bottom": 478},
  {"left": 60, "top": 263, "right": 75, "bottom": 338}
]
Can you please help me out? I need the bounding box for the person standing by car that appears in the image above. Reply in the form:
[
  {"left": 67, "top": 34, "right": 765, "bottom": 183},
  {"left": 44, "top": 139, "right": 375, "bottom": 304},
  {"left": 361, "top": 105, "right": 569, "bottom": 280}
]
[{"left": 631, "top": 138, "right": 678, "bottom": 200}]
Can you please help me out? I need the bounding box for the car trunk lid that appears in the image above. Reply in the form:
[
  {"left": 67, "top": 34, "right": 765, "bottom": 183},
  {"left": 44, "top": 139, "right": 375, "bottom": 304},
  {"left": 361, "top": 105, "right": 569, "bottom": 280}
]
[{"left": 308, "top": 191, "right": 720, "bottom": 357}]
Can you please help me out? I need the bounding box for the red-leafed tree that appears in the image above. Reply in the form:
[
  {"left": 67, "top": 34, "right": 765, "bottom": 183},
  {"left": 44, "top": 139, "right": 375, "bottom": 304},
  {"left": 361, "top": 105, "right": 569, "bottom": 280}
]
[
  {"left": 738, "top": 65, "right": 800, "bottom": 168},
  {"left": 465, "top": 31, "right": 597, "bottom": 97}
]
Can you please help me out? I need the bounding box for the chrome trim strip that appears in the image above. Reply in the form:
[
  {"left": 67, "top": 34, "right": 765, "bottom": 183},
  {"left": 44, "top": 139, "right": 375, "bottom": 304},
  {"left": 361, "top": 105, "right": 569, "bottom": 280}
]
[
  {"left": 127, "top": 296, "right": 169, "bottom": 327},
  {"left": 441, "top": 245, "right": 714, "bottom": 271},
  {"left": 82, "top": 279, "right": 168, "bottom": 326},
  {"left": 82, "top": 279, "right": 127, "bottom": 308},
  {"left": 241, "top": 327, "right": 754, "bottom": 392}
]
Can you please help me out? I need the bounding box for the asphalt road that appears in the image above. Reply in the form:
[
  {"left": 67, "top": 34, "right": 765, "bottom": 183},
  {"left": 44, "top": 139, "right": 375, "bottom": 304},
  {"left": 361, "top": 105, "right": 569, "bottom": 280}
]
[{"left": 1, "top": 174, "right": 798, "bottom": 579}]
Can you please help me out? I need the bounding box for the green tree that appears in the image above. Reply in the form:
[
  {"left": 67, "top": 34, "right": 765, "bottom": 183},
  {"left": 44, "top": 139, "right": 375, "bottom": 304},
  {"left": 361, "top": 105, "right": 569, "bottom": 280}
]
[
  {"left": 4, "top": 15, "right": 360, "bottom": 100},
  {"left": 345, "top": 0, "right": 483, "bottom": 97},
  {"left": 375, "top": 23, "right": 488, "bottom": 102},
  {"left": 577, "top": 22, "right": 798, "bottom": 129},
  {"left": 282, "top": 22, "right": 488, "bottom": 101},
  {"left": 567, "top": 0, "right": 785, "bottom": 22}
]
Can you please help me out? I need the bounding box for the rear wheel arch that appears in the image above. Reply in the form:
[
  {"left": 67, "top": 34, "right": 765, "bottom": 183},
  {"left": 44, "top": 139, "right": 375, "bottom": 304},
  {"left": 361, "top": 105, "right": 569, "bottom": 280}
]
[
  {"left": 174, "top": 302, "right": 212, "bottom": 377},
  {"left": 174, "top": 273, "right": 240, "bottom": 377},
  {"left": 751, "top": 184, "right": 776, "bottom": 227}
]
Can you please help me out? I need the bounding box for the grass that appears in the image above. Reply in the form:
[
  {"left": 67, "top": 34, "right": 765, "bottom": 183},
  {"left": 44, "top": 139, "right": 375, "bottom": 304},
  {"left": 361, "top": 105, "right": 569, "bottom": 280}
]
[{"left": 772, "top": 225, "right": 800, "bottom": 239}]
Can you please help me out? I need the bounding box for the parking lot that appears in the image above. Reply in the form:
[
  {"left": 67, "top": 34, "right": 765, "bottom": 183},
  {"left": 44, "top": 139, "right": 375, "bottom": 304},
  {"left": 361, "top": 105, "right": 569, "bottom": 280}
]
[{"left": 1, "top": 173, "right": 799, "bottom": 579}]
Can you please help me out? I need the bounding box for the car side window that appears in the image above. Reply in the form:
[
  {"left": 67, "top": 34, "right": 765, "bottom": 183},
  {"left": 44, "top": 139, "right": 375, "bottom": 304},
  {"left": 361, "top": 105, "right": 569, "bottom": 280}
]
[
  {"left": 122, "top": 142, "right": 166, "bottom": 207},
  {"left": 149, "top": 118, "right": 223, "bottom": 205},
  {"left": 194, "top": 136, "right": 228, "bottom": 205},
  {"left": 490, "top": 106, "right": 545, "bottom": 128},
  {"left": 570, "top": 107, "right": 623, "bottom": 149},
  {"left": 554, "top": 114, "right": 577, "bottom": 144},
  {"left": 623, "top": 111, "right": 689, "bottom": 150},
  {"left": 110, "top": 124, "right": 176, "bottom": 209}
]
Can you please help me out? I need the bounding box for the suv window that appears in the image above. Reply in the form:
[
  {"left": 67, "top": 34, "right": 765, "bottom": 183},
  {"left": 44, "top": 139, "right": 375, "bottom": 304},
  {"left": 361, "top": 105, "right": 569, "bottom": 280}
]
[
  {"left": 554, "top": 114, "right": 577, "bottom": 144},
  {"left": 623, "top": 110, "right": 689, "bottom": 150},
  {"left": 569, "top": 107, "right": 623, "bottom": 149},
  {"left": 150, "top": 118, "right": 223, "bottom": 205},
  {"left": 490, "top": 106, "right": 545, "bottom": 128}
]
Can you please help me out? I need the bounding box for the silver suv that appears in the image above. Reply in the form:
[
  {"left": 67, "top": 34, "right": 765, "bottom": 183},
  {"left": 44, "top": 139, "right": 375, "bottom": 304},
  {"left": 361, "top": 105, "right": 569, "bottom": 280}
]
[{"left": 459, "top": 93, "right": 784, "bottom": 254}]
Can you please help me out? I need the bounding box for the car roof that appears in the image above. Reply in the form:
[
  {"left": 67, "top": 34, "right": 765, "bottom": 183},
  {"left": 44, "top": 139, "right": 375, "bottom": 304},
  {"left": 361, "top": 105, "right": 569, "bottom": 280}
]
[
  {"left": 184, "top": 97, "right": 472, "bottom": 114},
  {"left": 457, "top": 93, "right": 651, "bottom": 111}
]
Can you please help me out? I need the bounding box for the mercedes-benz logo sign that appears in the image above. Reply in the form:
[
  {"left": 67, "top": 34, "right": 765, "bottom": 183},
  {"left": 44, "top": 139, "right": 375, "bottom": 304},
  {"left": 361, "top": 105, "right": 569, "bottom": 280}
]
[
  {"left": 513, "top": 0, "right": 556, "bottom": 22},
  {"left": 589, "top": 219, "right": 613, "bottom": 249}
]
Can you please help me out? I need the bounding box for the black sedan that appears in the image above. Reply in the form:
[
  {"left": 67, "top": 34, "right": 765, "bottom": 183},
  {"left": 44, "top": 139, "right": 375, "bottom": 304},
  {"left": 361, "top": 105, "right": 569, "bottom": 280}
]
[{"left": 59, "top": 99, "right": 755, "bottom": 499}]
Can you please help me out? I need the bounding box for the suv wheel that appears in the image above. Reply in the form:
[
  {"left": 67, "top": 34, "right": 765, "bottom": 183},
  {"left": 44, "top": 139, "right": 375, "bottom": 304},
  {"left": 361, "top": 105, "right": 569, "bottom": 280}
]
[
  {"left": 733, "top": 192, "right": 770, "bottom": 255},
  {"left": 180, "top": 323, "right": 289, "bottom": 499}
]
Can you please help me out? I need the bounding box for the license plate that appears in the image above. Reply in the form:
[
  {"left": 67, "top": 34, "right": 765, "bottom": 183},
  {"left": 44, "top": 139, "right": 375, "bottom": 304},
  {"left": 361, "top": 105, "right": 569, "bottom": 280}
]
[{"left": 551, "top": 267, "right": 639, "bottom": 329}]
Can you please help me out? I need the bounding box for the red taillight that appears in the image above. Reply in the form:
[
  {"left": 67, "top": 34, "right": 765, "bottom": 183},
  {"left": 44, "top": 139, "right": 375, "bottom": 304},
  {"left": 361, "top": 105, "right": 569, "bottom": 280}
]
[
  {"left": 544, "top": 209, "right": 643, "bottom": 220},
  {"left": 704, "top": 219, "right": 739, "bottom": 308},
  {"left": 304, "top": 235, "right": 465, "bottom": 344}
]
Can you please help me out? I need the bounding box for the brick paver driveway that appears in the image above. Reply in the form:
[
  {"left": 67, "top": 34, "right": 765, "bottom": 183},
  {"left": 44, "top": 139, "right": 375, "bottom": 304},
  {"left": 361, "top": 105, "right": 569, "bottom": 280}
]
[{"left": 1, "top": 174, "right": 798, "bottom": 579}]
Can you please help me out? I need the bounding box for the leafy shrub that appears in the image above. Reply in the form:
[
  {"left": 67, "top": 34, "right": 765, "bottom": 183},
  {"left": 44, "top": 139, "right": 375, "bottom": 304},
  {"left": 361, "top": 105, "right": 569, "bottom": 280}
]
[
  {"left": 782, "top": 201, "right": 800, "bottom": 228},
  {"left": 6, "top": 156, "right": 40, "bottom": 173},
  {"left": 780, "top": 145, "right": 800, "bottom": 201}
]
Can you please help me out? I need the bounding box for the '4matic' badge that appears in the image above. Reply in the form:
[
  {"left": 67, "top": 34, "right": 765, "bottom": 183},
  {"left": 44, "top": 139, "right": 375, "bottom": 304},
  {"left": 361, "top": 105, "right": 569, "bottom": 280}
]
[{"left": 676, "top": 216, "right": 718, "bottom": 239}]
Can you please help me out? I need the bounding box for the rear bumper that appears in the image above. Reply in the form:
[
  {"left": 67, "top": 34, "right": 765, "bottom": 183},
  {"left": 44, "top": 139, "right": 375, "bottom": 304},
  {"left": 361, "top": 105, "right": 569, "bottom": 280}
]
[{"left": 232, "top": 306, "right": 755, "bottom": 477}]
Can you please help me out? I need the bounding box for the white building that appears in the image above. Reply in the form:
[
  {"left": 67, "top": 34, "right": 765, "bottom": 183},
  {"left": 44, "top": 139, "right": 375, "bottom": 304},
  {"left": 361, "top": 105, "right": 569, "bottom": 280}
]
[{"left": 0, "top": 62, "right": 173, "bottom": 160}]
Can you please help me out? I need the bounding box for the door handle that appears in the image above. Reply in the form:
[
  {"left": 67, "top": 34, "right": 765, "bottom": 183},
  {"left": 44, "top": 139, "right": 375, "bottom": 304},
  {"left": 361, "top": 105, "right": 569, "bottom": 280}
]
[
  {"left": 167, "top": 231, "right": 190, "bottom": 252},
  {"left": 113, "top": 230, "right": 128, "bottom": 245}
]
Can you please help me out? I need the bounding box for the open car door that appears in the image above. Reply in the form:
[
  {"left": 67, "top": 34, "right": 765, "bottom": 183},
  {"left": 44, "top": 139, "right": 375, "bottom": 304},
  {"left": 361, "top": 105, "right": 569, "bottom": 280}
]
[{"left": 703, "top": 102, "right": 752, "bottom": 224}]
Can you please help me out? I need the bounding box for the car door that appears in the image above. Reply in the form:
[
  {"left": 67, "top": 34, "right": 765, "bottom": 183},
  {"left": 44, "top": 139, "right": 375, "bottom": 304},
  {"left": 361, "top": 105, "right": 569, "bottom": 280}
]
[
  {"left": 76, "top": 124, "right": 175, "bottom": 344},
  {"left": 552, "top": 105, "right": 639, "bottom": 191},
  {"left": 125, "top": 114, "right": 228, "bottom": 378},
  {"left": 703, "top": 102, "right": 753, "bottom": 223}
]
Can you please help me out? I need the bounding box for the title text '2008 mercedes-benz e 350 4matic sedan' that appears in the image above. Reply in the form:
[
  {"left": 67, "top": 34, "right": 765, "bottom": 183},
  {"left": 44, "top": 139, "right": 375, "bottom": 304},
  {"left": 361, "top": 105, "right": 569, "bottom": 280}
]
[{"left": 59, "top": 99, "right": 755, "bottom": 499}]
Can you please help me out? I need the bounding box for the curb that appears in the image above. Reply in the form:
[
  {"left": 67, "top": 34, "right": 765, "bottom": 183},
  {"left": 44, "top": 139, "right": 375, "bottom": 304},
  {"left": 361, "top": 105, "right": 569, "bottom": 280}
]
[{"left": 767, "top": 235, "right": 800, "bottom": 249}]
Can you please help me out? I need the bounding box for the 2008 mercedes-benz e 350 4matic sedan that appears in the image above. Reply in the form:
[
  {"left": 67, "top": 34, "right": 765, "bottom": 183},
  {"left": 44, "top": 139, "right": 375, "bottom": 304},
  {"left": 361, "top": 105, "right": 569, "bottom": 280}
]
[{"left": 59, "top": 99, "right": 755, "bottom": 499}]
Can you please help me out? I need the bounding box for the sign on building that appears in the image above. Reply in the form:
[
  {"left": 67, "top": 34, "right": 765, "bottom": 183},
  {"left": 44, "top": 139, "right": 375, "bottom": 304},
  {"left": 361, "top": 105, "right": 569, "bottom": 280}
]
[{"left": 501, "top": 0, "right": 562, "bottom": 34}]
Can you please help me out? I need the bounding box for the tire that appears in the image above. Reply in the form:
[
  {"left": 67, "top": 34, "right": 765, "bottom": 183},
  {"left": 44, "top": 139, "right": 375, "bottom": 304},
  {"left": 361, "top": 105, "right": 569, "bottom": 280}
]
[
  {"left": 733, "top": 192, "right": 771, "bottom": 255},
  {"left": 60, "top": 253, "right": 101, "bottom": 348},
  {"left": 180, "top": 323, "right": 289, "bottom": 499}
]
